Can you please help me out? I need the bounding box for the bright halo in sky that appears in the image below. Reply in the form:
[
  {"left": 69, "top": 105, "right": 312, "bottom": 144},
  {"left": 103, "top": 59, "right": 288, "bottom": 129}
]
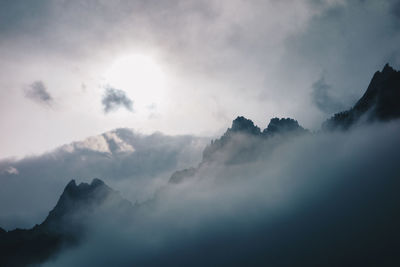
[{"left": 105, "top": 54, "right": 167, "bottom": 112}]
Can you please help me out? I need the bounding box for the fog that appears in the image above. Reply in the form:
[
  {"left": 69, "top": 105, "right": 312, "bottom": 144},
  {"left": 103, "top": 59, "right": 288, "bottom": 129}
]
[
  {"left": 0, "top": 129, "right": 208, "bottom": 230},
  {"left": 42, "top": 120, "right": 400, "bottom": 266}
]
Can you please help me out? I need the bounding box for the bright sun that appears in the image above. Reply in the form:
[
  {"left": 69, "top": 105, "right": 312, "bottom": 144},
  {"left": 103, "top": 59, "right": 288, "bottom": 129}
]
[{"left": 105, "top": 54, "right": 166, "bottom": 111}]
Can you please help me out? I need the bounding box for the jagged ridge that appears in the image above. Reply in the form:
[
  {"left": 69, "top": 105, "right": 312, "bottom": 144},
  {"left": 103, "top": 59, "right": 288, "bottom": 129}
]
[
  {"left": 169, "top": 116, "right": 307, "bottom": 184},
  {"left": 323, "top": 63, "right": 400, "bottom": 130},
  {"left": 0, "top": 178, "right": 132, "bottom": 267},
  {"left": 202, "top": 116, "right": 307, "bottom": 163}
]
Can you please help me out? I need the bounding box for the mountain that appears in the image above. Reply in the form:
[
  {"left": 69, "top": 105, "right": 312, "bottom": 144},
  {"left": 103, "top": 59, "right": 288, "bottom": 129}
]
[
  {"left": 0, "top": 178, "right": 132, "bottom": 267},
  {"left": 169, "top": 116, "right": 307, "bottom": 184},
  {"left": 323, "top": 64, "right": 400, "bottom": 130},
  {"left": 264, "top": 117, "right": 307, "bottom": 135},
  {"left": 202, "top": 116, "right": 307, "bottom": 162}
]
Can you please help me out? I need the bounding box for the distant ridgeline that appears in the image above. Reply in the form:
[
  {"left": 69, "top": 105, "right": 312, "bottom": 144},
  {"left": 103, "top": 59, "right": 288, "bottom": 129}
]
[{"left": 1, "top": 64, "right": 400, "bottom": 266}]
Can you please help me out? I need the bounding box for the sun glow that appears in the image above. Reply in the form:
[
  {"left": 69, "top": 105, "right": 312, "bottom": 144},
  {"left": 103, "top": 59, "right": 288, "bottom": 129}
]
[{"left": 105, "top": 54, "right": 167, "bottom": 112}]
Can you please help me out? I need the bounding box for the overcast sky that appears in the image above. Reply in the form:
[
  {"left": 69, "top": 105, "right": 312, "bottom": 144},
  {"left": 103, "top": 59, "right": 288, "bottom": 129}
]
[{"left": 1, "top": 0, "right": 399, "bottom": 158}]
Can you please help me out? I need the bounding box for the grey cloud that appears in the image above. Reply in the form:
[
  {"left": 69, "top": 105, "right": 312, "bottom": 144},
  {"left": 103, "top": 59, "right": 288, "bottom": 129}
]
[
  {"left": 0, "top": 129, "right": 209, "bottom": 230},
  {"left": 0, "top": 0, "right": 50, "bottom": 36},
  {"left": 102, "top": 87, "right": 133, "bottom": 113},
  {"left": 285, "top": 0, "right": 400, "bottom": 102},
  {"left": 3, "top": 0, "right": 399, "bottom": 134},
  {"left": 311, "top": 76, "right": 345, "bottom": 114},
  {"left": 24, "top": 80, "right": 53, "bottom": 106}
]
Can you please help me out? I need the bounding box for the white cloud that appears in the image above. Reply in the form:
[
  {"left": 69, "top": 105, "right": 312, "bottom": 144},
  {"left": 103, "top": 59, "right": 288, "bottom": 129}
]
[{"left": 104, "top": 132, "right": 135, "bottom": 153}]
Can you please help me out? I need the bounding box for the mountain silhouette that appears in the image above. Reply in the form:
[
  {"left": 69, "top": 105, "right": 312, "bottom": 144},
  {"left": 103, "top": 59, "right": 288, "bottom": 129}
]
[
  {"left": 264, "top": 117, "right": 307, "bottom": 135},
  {"left": 323, "top": 63, "right": 400, "bottom": 130},
  {"left": 0, "top": 178, "right": 132, "bottom": 267},
  {"left": 169, "top": 116, "right": 307, "bottom": 184},
  {"left": 202, "top": 116, "right": 307, "bottom": 163}
]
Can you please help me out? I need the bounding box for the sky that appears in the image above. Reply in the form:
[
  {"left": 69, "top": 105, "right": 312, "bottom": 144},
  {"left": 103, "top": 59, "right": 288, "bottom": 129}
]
[{"left": 1, "top": 0, "right": 400, "bottom": 158}]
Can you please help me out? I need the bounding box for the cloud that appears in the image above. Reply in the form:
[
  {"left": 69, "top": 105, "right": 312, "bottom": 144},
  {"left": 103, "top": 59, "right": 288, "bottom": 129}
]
[
  {"left": 24, "top": 80, "right": 53, "bottom": 106},
  {"left": 40, "top": 120, "right": 400, "bottom": 266},
  {"left": 2, "top": 0, "right": 400, "bottom": 159},
  {"left": 102, "top": 87, "right": 133, "bottom": 113},
  {"left": 285, "top": 0, "right": 400, "bottom": 112},
  {"left": 311, "top": 76, "right": 345, "bottom": 114},
  {"left": 0, "top": 129, "right": 208, "bottom": 230}
]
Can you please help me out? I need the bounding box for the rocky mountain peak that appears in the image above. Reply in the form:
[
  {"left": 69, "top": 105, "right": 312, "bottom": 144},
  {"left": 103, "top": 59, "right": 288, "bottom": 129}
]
[
  {"left": 43, "top": 178, "right": 116, "bottom": 228},
  {"left": 382, "top": 63, "right": 395, "bottom": 75},
  {"left": 61, "top": 178, "right": 110, "bottom": 202},
  {"left": 323, "top": 63, "right": 400, "bottom": 130},
  {"left": 200, "top": 116, "right": 307, "bottom": 163},
  {"left": 264, "top": 118, "right": 306, "bottom": 135},
  {"left": 229, "top": 116, "right": 261, "bottom": 135}
]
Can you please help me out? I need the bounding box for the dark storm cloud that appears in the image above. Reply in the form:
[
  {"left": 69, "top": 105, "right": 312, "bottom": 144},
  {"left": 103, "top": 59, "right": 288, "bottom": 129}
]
[
  {"left": 311, "top": 76, "right": 345, "bottom": 114},
  {"left": 102, "top": 87, "right": 133, "bottom": 113},
  {"left": 24, "top": 80, "right": 53, "bottom": 106}
]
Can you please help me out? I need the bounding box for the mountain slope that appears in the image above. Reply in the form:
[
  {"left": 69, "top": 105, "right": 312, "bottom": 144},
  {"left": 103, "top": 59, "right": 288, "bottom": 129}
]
[
  {"left": 0, "top": 178, "right": 132, "bottom": 267},
  {"left": 169, "top": 116, "right": 307, "bottom": 184},
  {"left": 323, "top": 64, "right": 400, "bottom": 130},
  {"left": 0, "top": 129, "right": 207, "bottom": 230},
  {"left": 202, "top": 116, "right": 307, "bottom": 163}
]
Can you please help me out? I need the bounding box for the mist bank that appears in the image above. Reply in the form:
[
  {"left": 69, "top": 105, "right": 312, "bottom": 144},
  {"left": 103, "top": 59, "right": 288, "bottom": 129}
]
[
  {"left": 43, "top": 119, "right": 400, "bottom": 266},
  {"left": 0, "top": 129, "right": 208, "bottom": 230}
]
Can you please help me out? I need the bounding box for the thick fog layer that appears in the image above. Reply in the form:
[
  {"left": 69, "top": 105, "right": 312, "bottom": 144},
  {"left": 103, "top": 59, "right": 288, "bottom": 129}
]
[
  {"left": 0, "top": 129, "right": 208, "bottom": 230},
  {"left": 43, "top": 120, "right": 400, "bottom": 266}
]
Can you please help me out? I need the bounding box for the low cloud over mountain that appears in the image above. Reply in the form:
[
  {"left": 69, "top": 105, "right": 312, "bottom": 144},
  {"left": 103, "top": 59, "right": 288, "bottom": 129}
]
[
  {"left": 25, "top": 120, "right": 400, "bottom": 266},
  {"left": 0, "top": 129, "right": 208, "bottom": 230}
]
